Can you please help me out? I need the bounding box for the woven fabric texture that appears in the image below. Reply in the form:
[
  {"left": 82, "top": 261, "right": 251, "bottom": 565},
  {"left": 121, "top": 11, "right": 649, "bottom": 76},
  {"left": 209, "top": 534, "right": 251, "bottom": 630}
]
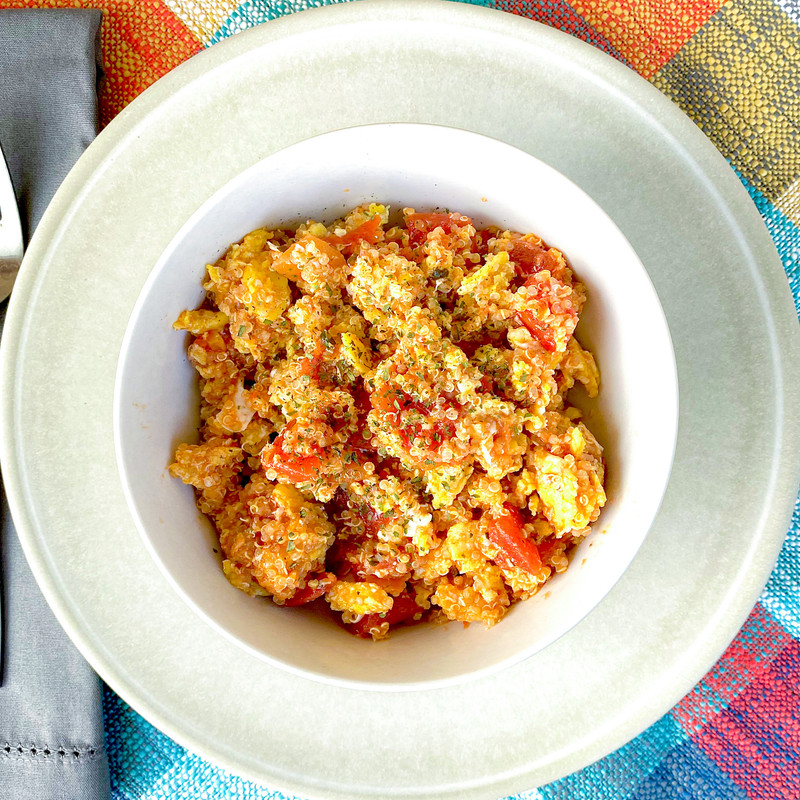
[{"left": 3, "top": 0, "right": 799, "bottom": 798}]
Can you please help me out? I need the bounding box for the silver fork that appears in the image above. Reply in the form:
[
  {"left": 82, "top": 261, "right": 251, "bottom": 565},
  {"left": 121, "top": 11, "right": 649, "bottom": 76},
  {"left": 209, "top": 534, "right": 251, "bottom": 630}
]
[
  {"left": 0, "top": 139, "right": 23, "bottom": 683},
  {"left": 0, "top": 139, "right": 24, "bottom": 303}
]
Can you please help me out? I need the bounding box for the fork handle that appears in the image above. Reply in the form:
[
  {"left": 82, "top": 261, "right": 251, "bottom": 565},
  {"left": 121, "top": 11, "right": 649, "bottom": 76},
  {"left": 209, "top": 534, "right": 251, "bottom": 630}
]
[{"left": 0, "top": 256, "right": 21, "bottom": 302}]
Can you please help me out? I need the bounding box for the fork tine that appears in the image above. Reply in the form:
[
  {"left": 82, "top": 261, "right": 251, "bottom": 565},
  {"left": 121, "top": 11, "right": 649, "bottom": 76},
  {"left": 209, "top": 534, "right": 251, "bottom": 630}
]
[
  {"left": 0, "top": 137, "right": 25, "bottom": 682},
  {"left": 0, "top": 138, "right": 24, "bottom": 302}
]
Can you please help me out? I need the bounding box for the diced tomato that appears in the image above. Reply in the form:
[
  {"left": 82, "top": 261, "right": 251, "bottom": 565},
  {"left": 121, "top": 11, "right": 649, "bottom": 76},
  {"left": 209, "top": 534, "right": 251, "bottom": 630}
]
[
  {"left": 346, "top": 435, "right": 377, "bottom": 461},
  {"left": 342, "top": 384, "right": 377, "bottom": 459},
  {"left": 299, "top": 354, "right": 322, "bottom": 378},
  {"left": 479, "top": 374, "right": 494, "bottom": 393},
  {"left": 352, "top": 383, "right": 372, "bottom": 414},
  {"left": 282, "top": 572, "right": 335, "bottom": 606},
  {"left": 516, "top": 272, "right": 578, "bottom": 353},
  {"left": 261, "top": 424, "right": 323, "bottom": 483},
  {"left": 508, "top": 240, "right": 561, "bottom": 280},
  {"left": 325, "top": 215, "right": 382, "bottom": 256},
  {"left": 405, "top": 212, "right": 471, "bottom": 248},
  {"left": 325, "top": 531, "right": 403, "bottom": 582},
  {"left": 487, "top": 504, "right": 542, "bottom": 574},
  {"left": 324, "top": 536, "right": 356, "bottom": 580},
  {"left": 537, "top": 537, "right": 567, "bottom": 565},
  {"left": 517, "top": 308, "right": 557, "bottom": 352},
  {"left": 345, "top": 592, "right": 424, "bottom": 638},
  {"left": 264, "top": 452, "right": 323, "bottom": 483},
  {"left": 510, "top": 241, "right": 573, "bottom": 353}
]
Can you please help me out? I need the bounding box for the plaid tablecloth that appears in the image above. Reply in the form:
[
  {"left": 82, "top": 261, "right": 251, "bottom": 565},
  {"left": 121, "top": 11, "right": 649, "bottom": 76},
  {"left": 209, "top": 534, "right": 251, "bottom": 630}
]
[{"left": 5, "top": 0, "right": 800, "bottom": 798}]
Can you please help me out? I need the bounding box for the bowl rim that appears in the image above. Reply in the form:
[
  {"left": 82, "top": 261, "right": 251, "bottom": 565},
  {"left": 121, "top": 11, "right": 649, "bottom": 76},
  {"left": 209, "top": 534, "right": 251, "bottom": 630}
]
[{"left": 113, "top": 121, "right": 679, "bottom": 691}]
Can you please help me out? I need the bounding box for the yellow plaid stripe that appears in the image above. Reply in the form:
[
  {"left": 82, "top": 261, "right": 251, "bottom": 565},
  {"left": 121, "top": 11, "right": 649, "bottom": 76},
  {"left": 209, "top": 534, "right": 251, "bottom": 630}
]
[
  {"left": 652, "top": 0, "right": 800, "bottom": 220},
  {"left": 163, "top": 0, "right": 239, "bottom": 44},
  {"left": 776, "top": 178, "right": 800, "bottom": 222}
]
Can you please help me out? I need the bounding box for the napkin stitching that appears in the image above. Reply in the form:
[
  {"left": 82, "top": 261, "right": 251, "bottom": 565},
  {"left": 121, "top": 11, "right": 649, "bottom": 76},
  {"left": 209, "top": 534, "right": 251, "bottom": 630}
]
[{"left": 1, "top": 742, "right": 106, "bottom": 762}]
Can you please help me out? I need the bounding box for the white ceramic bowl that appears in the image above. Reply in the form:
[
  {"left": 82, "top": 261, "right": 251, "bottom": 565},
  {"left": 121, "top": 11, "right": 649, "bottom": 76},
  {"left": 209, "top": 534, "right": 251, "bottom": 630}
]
[{"left": 114, "top": 123, "right": 677, "bottom": 690}]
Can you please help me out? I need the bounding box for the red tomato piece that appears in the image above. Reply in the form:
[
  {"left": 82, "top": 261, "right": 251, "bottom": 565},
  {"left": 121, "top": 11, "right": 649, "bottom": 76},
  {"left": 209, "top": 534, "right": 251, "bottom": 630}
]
[
  {"left": 516, "top": 272, "right": 577, "bottom": 353},
  {"left": 264, "top": 452, "right": 323, "bottom": 483},
  {"left": 487, "top": 504, "right": 542, "bottom": 574},
  {"left": 352, "top": 383, "right": 373, "bottom": 415},
  {"left": 405, "top": 212, "right": 471, "bottom": 248},
  {"left": 345, "top": 592, "right": 423, "bottom": 638},
  {"left": 479, "top": 374, "right": 494, "bottom": 393},
  {"left": 346, "top": 435, "right": 378, "bottom": 460},
  {"left": 260, "top": 424, "right": 323, "bottom": 483},
  {"left": 455, "top": 332, "right": 497, "bottom": 359},
  {"left": 537, "top": 537, "right": 567, "bottom": 565},
  {"left": 282, "top": 572, "right": 335, "bottom": 606},
  {"left": 343, "top": 384, "right": 378, "bottom": 458},
  {"left": 325, "top": 508, "right": 402, "bottom": 580},
  {"left": 508, "top": 240, "right": 561, "bottom": 280},
  {"left": 325, "top": 215, "right": 382, "bottom": 255},
  {"left": 298, "top": 354, "right": 321, "bottom": 378},
  {"left": 324, "top": 536, "right": 356, "bottom": 580},
  {"left": 517, "top": 308, "right": 557, "bottom": 352}
]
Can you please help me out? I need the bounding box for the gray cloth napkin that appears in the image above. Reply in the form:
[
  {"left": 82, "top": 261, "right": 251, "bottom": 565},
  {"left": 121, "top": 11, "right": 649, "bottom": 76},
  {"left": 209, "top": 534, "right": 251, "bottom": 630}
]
[{"left": 0, "top": 10, "right": 110, "bottom": 799}]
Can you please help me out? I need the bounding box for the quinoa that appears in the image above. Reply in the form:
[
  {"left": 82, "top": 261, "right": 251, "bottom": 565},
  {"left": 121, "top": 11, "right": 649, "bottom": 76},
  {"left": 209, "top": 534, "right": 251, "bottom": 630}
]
[{"left": 169, "top": 204, "right": 606, "bottom": 639}]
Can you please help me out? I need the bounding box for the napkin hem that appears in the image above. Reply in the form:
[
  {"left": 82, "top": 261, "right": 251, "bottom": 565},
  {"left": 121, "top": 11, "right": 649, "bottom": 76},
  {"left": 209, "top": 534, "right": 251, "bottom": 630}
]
[{"left": 1, "top": 742, "right": 106, "bottom": 763}]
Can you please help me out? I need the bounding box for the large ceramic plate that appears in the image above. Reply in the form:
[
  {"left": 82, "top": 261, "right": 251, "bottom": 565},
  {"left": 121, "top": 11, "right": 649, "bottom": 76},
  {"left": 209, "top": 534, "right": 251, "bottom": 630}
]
[{"left": 2, "top": 2, "right": 799, "bottom": 798}]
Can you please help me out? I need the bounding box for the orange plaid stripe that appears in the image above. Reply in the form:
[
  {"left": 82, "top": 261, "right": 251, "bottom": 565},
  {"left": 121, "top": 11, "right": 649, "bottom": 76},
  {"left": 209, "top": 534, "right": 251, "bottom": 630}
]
[
  {"left": 1, "top": 0, "right": 203, "bottom": 125},
  {"left": 569, "top": 0, "right": 727, "bottom": 76}
]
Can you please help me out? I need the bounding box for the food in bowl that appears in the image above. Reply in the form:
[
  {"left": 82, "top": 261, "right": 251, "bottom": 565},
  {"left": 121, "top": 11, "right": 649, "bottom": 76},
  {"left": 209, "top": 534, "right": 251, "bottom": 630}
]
[{"left": 169, "top": 203, "right": 606, "bottom": 640}]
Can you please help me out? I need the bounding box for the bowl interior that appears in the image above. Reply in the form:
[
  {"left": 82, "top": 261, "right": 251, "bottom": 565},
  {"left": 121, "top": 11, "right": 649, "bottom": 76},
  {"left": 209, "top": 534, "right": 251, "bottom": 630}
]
[{"left": 114, "top": 123, "right": 677, "bottom": 689}]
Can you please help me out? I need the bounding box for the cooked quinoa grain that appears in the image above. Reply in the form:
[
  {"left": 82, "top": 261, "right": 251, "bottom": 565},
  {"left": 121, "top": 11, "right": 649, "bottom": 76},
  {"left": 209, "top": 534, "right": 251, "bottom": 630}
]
[{"left": 169, "top": 205, "right": 606, "bottom": 639}]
